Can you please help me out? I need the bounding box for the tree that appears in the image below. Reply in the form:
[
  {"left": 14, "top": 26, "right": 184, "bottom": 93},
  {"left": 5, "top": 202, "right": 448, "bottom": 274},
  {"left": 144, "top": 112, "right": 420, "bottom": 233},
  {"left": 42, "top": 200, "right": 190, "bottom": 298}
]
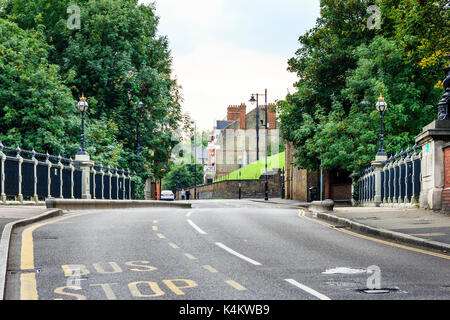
[
  {"left": 0, "top": 18, "right": 77, "bottom": 155},
  {"left": 277, "top": 0, "right": 446, "bottom": 175},
  {"left": 3, "top": 0, "right": 184, "bottom": 198},
  {"left": 163, "top": 163, "right": 204, "bottom": 193}
]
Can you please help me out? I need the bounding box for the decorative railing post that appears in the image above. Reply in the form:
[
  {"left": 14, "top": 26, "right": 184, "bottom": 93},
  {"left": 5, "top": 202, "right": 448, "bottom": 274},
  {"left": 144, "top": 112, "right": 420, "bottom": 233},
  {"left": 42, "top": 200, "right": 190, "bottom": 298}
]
[
  {"left": 31, "top": 150, "right": 39, "bottom": 203},
  {"left": 69, "top": 157, "right": 75, "bottom": 199},
  {"left": 91, "top": 165, "right": 96, "bottom": 200},
  {"left": 58, "top": 155, "right": 64, "bottom": 199},
  {"left": 128, "top": 169, "right": 132, "bottom": 200},
  {"left": 108, "top": 167, "right": 113, "bottom": 200},
  {"left": 46, "top": 152, "right": 52, "bottom": 199},
  {"left": 16, "top": 147, "right": 23, "bottom": 203},
  {"left": 411, "top": 149, "right": 422, "bottom": 206},
  {"left": 121, "top": 169, "right": 126, "bottom": 200},
  {"left": 114, "top": 168, "right": 119, "bottom": 200},
  {"left": 99, "top": 164, "right": 105, "bottom": 200},
  {"left": 398, "top": 154, "right": 405, "bottom": 205},
  {"left": 404, "top": 151, "right": 412, "bottom": 205},
  {"left": 0, "top": 142, "right": 6, "bottom": 203},
  {"left": 382, "top": 162, "right": 389, "bottom": 205}
]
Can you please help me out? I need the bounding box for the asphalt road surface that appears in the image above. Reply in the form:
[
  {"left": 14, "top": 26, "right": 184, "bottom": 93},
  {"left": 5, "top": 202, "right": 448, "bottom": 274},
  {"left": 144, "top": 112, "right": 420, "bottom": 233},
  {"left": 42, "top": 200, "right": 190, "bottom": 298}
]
[{"left": 4, "top": 200, "right": 450, "bottom": 300}]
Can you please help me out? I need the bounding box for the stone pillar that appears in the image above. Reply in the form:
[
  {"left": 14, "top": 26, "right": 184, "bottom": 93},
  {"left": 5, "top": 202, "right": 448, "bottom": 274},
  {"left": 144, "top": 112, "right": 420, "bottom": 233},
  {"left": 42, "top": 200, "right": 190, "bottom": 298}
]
[
  {"left": 145, "top": 178, "right": 152, "bottom": 200},
  {"left": 415, "top": 120, "right": 450, "bottom": 210},
  {"left": 371, "top": 155, "right": 387, "bottom": 207},
  {"left": 75, "top": 153, "right": 94, "bottom": 199}
]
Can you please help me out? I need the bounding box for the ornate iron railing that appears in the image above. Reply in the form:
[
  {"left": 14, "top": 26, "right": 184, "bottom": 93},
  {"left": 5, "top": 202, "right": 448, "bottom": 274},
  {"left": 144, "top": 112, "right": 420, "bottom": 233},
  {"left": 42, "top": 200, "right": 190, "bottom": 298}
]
[
  {"left": 359, "top": 144, "right": 422, "bottom": 206},
  {"left": 0, "top": 143, "right": 135, "bottom": 203}
]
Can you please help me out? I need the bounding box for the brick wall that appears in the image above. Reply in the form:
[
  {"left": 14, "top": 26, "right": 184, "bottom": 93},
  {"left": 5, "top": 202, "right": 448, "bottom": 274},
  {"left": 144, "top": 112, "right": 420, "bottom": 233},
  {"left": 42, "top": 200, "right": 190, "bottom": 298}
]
[{"left": 442, "top": 147, "right": 450, "bottom": 210}]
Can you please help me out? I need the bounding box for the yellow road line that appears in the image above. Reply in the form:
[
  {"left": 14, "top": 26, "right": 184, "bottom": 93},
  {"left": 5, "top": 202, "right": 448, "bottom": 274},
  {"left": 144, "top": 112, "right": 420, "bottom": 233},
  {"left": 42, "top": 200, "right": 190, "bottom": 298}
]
[
  {"left": 153, "top": 220, "right": 158, "bottom": 224},
  {"left": 20, "top": 273, "right": 38, "bottom": 300},
  {"left": 202, "top": 265, "right": 218, "bottom": 273},
  {"left": 184, "top": 253, "right": 197, "bottom": 260},
  {"left": 157, "top": 233, "right": 166, "bottom": 239},
  {"left": 19, "top": 212, "right": 91, "bottom": 300},
  {"left": 168, "top": 242, "right": 179, "bottom": 249},
  {"left": 298, "top": 210, "right": 450, "bottom": 261},
  {"left": 152, "top": 226, "right": 158, "bottom": 231},
  {"left": 21, "top": 212, "right": 90, "bottom": 270},
  {"left": 225, "top": 280, "right": 247, "bottom": 291}
]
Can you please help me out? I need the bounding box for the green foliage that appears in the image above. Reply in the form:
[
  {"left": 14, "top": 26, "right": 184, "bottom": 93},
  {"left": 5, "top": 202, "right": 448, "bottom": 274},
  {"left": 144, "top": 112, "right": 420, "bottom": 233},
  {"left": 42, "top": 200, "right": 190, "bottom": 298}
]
[
  {"left": 163, "top": 164, "right": 204, "bottom": 193},
  {"left": 0, "top": 18, "right": 77, "bottom": 155},
  {"left": 1, "top": 0, "right": 183, "bottom": 188},
  {"left": 278, "top": 0, "right": 447, "bottom": 176}
]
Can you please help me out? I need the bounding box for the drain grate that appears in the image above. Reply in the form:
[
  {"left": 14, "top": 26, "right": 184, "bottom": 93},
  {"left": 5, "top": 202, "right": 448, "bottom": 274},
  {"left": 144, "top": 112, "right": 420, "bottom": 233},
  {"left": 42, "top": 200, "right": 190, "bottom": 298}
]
[{"left": 358, "top": 288, "right": 399, "bottom": 294}]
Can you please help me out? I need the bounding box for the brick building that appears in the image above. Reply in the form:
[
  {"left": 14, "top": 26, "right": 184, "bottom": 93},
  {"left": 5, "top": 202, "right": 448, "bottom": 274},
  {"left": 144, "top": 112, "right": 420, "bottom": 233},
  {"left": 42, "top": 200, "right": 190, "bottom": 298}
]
[
  {"left": 284, "top": 142, "right": 352, "bottom": 203},
  {"left": 214, "top": 103, "right": 281, "bottom": 178}
]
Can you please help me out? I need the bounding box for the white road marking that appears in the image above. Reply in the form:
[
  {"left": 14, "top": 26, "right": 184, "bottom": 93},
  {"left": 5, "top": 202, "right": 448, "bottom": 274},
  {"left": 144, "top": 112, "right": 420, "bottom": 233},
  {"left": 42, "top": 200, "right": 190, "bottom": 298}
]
[
  {"left": 186, "top": 211, "right": 193, "bottom": 217},
  {"left": 285, "top": 279, "right": 331, "bottom": 300},
  {"left": 187, "top": 219, "right": 207, "bottom": 235},
  {"left": 215, "top": 242, "right": 262, "bottom": 266}
]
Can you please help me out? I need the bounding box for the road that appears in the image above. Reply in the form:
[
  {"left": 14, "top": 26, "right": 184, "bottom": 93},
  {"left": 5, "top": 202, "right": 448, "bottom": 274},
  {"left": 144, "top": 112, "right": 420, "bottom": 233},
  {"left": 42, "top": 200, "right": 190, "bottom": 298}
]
[{"left": 4, "top": 200, "right": 450, "bottom": 300}]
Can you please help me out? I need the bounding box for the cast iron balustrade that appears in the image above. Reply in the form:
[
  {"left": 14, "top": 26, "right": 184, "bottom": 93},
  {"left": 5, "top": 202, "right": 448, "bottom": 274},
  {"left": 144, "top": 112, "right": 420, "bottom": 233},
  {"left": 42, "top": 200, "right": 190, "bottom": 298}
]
[
  {"left": 359, "top": 144, "right": 422, "bottom": 207},
  {"left": 0, "top": 142, "right": 135, "bottom": 203}
]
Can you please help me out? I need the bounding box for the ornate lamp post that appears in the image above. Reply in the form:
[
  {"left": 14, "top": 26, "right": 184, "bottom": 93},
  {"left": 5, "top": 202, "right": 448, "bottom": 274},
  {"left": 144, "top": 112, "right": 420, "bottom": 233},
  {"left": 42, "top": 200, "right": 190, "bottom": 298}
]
[
  {"left": 77, "top": 93, "right": 89, "bottom": 155},
  {"left": 375, "top": 86, "right": 388, "bottom": 156},
  {"left": 438, "top": 57, "right": 450, "bottom": 121},
  {"left": 249, "top": 89, "right": 269, "bottom": 201}
]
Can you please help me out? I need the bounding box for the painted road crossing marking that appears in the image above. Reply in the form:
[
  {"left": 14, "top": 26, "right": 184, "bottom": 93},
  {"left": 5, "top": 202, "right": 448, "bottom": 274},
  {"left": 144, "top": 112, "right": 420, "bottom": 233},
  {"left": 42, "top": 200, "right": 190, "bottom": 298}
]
[
  {"left": 225, "top": 280, "right": 247, "bottom": 291},
  {"left": 298, "top": 209, "right": 450, "bottom": 261},
  {"left": 187, "top": 219, "right": 207, "bottom": 235},
  {"left": 285, "top": 279, "right": 331, "bottom": 300},
  {"left": 215, "top": 242, "right": 262, "bottom": 266}
]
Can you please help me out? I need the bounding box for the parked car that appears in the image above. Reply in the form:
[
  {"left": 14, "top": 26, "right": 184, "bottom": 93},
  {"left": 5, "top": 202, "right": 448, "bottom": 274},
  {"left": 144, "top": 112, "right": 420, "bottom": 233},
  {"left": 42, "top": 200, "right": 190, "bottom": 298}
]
[{"left": 160, "top": 190, "right": 175, "bottom": 201}]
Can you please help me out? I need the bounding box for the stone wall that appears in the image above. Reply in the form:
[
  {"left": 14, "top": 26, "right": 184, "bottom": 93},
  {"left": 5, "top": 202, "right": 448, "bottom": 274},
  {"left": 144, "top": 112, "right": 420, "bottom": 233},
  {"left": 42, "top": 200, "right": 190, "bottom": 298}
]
[{"left": 178, "top": 170, "right": 282, "bottom": 200}]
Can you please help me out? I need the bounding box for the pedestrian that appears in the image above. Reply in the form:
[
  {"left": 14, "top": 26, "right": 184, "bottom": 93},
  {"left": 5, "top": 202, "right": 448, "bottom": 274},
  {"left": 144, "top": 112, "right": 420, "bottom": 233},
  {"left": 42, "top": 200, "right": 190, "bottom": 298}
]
[
  {"left": 186, "top": 190, "right": 191, "bottom": 200},
  {"left": 181, "top": 189, "right": 186, "bottom": 200}
]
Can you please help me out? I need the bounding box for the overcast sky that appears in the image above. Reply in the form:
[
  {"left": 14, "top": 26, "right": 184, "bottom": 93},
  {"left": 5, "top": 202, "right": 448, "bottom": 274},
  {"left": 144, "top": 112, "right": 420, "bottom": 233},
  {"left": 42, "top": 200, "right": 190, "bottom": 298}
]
[{"left": 139, "top": 0, "right": 321, "bottom": 131}]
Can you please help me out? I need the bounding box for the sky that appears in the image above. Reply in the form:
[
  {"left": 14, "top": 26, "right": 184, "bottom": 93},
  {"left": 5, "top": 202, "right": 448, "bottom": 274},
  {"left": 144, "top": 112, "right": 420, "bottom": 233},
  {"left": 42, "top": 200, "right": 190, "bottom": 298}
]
[{"left": 139, "top": 0, "right": 321, "bottom": 131}]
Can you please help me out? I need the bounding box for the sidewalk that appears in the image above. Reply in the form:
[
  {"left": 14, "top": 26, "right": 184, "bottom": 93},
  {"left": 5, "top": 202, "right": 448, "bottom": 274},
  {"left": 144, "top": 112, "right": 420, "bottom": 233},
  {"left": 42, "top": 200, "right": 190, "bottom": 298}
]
[
  {"left": 0, "top": 206, "right": 48, "bottom": 238},
  {"left": 251, "top": 198, "right": 450, "bottom": 250}
]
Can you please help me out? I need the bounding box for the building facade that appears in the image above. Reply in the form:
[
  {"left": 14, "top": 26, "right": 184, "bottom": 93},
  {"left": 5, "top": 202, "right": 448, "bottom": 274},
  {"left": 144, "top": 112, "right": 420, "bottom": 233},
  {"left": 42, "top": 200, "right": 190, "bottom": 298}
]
[{"left": 214, "top": 103, "right": 281, "bottom": 178}]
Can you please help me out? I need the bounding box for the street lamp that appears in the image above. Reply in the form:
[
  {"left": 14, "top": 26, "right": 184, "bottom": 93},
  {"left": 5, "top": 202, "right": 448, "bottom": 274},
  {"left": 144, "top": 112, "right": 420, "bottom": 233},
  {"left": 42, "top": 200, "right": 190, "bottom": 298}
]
[
  {"left": 375, "top": 86, "right": 388, "bottom": 156},
  {"left": 77, "top": 93, "right": 89, "bottom": 155},
  {"left": 136, "top": 101, "right": 144, "bottom": 155},
  {"left": 249, "top": 89, "right": 269, "bottom": 201},
  {"left": 238, "top": 155, "right": 243, "bottom": 200}
]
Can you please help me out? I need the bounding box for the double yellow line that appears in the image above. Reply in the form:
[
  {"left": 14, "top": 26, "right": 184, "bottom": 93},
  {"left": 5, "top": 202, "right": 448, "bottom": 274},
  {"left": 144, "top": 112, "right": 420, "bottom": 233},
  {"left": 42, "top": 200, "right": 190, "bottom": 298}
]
[
  {"left": 20, "top": 212, "right": 91, "bottom": 300},
  {"left": 298, "top": 209, "right": 450, "bottom": 261}
]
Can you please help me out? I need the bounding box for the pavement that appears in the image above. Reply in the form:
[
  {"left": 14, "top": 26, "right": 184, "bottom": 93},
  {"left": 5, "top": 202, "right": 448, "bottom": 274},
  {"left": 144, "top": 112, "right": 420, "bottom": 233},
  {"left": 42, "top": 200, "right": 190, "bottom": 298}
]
[
  {"left": 250, "top": 198, "right": 450, "bottom": 252},
  {"left": 0, "top": 206, "right": 49, "bottom": 238}
]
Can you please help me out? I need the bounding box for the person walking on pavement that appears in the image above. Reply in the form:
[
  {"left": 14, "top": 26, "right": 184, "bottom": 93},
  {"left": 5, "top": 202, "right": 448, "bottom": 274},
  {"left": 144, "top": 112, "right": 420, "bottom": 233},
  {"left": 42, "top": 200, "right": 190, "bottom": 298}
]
[
  {"left": 181, "top": 189, "right": 186, "bottom": 200},
  {"left": 186, "top": 190, "right": 191, "bottom": 200}
]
